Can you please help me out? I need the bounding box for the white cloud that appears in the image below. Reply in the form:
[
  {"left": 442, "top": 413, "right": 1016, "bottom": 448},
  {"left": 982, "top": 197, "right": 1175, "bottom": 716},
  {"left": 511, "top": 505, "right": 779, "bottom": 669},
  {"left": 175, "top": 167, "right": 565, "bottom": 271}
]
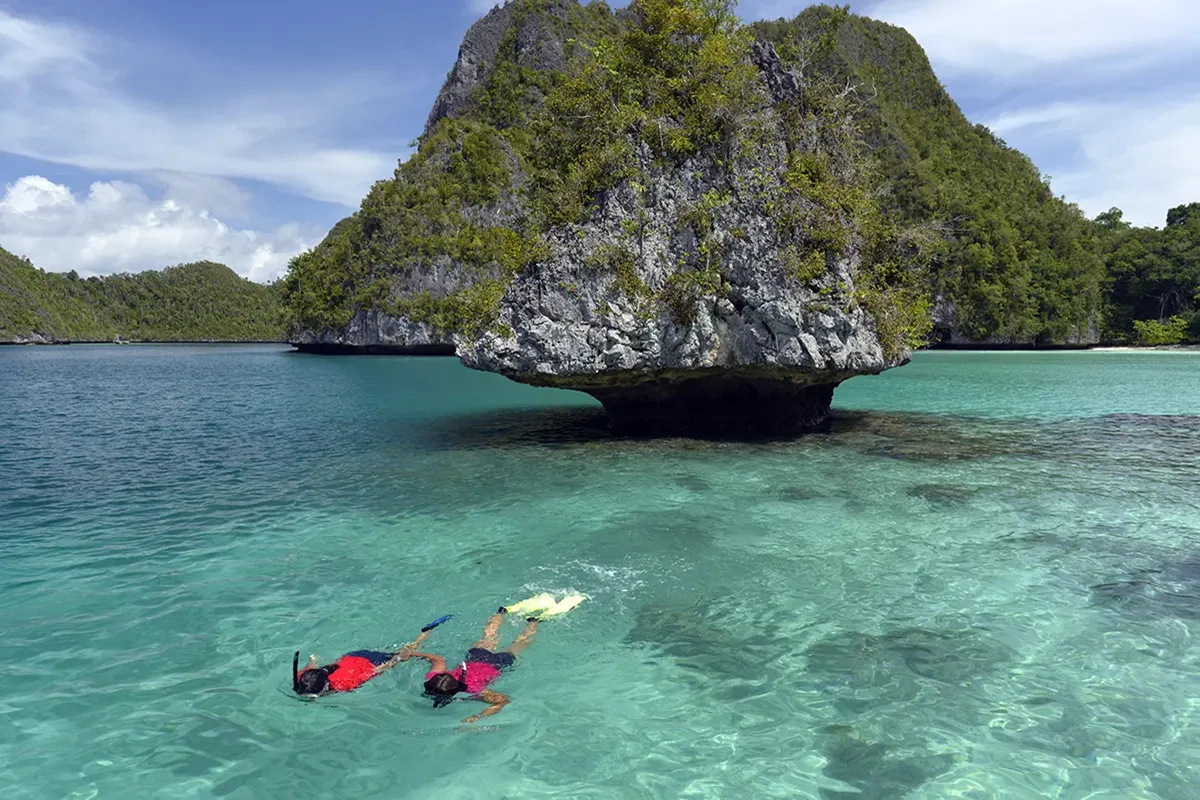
[
  {"left": 148, "top": 172, "right": 254, "bottom": 221},
  {"left": 985, "top": 96, "right": 1200, "bottom": 227},
  {"left": 0, "top": 9, "right": 88, "bottom": 82},
  {"left": 0, "top": 175, "right": 316, "bottom": 282},
  {"left": 986, "top": 102, "right": 1093, "bottom": 136},
  {"left": 867, "top": 0, "right": 1200, "bottom": 75},
  {"left": 0, "top": 10, "right": 397, "bottom": 206}
]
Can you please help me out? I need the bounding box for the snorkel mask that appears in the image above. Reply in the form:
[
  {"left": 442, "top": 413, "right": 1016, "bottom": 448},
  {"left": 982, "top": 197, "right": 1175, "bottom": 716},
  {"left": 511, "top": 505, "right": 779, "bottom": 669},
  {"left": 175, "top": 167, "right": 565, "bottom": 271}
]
[{"left": 293, "top": 651, "right": 329, "bottom": 696}]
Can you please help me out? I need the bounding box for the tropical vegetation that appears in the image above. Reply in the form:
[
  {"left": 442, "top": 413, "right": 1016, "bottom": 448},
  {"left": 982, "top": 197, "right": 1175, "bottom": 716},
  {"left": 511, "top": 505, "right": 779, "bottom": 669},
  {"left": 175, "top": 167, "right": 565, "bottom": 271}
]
[
  {"left": 1096, "top": 204, "right": 1200, "bottom": 345},
  {"left": 754, "top": 7, "right": 1106, "bottom": 345},
  {"left": 0, "top": 249, "right": 284, "bottom": 342},
  {"left": 281, "top": 0, "right": 935, "bottom": 357}
]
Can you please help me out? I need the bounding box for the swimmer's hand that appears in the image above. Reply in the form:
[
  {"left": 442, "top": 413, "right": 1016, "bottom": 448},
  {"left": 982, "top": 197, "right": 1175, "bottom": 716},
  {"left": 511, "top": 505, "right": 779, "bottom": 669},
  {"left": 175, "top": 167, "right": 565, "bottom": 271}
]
[{"left": 463, "top": 690, "right": 508, "bottom": 723}]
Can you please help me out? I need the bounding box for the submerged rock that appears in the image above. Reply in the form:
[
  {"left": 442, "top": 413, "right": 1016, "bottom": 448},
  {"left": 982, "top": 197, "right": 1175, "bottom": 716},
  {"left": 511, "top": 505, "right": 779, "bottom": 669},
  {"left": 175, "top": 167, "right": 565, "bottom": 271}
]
[
  {"left": 778, "top": 485, "right": 824, "bottom": 502},
  {"left": 830, "top": 411, "right": 1030, "bottom": 462},
  {"left": 817, "top": 726, "right": 957, "bottom": 800},
  {"left": 907, "top": 483, "right": 976, "bottom": 506},
  {"left": 626, "top": 601, "right": 793, "bottom": 679},
  {"left": 804, "top": 626, "right": 1013, "bottom": 688},
  {"left": 1091, "top": 557, "right": 1200, "bottom": 620},
  {"left": 673, "top": 473, "right": 713, "bottom": 494}
]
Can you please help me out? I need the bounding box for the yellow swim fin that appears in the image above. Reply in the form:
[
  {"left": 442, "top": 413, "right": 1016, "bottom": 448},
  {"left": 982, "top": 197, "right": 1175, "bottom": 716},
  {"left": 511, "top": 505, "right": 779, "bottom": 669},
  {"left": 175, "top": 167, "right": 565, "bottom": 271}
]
[
  {"left": 539, "top": 592, "right": 588, "bottom": 618},
  {"left": 503, "top": 593, "right": 557, "bottom": 616}
]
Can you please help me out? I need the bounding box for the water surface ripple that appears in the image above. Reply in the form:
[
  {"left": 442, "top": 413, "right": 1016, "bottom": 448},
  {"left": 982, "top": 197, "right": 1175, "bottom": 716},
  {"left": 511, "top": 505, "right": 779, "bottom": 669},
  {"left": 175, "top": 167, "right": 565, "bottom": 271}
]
[{"left": 2, "top": 346, "right": 1199, "bottom": 798}]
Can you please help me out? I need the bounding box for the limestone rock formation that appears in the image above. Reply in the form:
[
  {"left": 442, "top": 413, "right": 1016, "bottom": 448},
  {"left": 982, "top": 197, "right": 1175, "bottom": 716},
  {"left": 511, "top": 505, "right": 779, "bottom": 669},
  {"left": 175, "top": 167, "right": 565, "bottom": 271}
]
[
  {"left": 457, "top": 142, "right": 899, "bottom": 435},
  {"left": 291, "top": 310, "right": 454, "bottom": 355},
  {"left": 283, "top": 1, "right": 930, "bottom": 435}
]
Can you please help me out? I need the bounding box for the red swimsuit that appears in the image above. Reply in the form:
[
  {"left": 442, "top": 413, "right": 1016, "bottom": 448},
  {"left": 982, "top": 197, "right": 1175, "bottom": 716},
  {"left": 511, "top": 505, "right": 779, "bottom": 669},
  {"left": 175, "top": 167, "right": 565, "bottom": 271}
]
[
  {"left": 299, "top": 654, "right": 378, "bottom": 693},
  {"left": 426, "top": 661, "right": 501, "bottom": 694}
]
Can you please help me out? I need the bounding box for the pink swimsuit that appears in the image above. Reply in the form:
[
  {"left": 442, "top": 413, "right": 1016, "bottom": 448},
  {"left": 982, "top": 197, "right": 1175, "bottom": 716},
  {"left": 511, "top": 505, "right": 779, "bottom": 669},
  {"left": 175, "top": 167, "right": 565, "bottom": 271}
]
[{"left": 427, "top": 661, "right": 500, "bottom": 694}]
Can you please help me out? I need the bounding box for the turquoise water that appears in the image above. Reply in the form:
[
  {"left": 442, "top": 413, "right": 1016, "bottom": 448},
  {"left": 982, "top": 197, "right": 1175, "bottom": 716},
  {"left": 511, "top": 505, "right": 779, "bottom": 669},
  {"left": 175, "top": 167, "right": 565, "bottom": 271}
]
[{"left": 2, "top": 346, "right": 1199, "bottom": 799}]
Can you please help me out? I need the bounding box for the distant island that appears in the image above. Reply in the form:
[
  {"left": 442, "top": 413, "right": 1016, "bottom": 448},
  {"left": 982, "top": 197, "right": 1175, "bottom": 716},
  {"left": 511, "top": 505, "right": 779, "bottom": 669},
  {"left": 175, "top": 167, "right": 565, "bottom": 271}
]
[{"left": 0, "top": 248, "right": 285, "bottom": 344}]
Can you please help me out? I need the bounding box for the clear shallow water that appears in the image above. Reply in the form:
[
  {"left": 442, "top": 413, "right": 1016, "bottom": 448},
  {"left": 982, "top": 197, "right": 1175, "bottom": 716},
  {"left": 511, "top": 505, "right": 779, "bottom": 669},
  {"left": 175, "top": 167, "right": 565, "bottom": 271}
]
[{"left": 1, "top": 345, "right": 1199, "bottom": 799}]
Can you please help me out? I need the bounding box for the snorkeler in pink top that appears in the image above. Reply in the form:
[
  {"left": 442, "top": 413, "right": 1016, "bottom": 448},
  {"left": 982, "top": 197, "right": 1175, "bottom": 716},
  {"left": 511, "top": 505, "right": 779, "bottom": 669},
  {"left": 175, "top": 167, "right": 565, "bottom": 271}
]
[{"left": 401, "top": 608, "right": 540, "bottom": 724}]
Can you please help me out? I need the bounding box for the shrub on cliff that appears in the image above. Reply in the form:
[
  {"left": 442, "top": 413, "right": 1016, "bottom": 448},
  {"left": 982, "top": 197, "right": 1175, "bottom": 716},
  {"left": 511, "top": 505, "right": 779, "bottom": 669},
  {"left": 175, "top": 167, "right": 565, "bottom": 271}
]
[{"left": 1099, "top": 204, "right": 1200, "bottom": 343}]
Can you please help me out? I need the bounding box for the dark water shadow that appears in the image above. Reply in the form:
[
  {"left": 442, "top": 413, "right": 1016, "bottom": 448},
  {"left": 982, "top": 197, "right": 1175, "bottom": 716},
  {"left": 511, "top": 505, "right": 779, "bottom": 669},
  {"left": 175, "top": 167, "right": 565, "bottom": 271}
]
[
  {"left": 415, "top": 404, "right": 841, "bottom": 451},
  {"left": 414, "top": 405, "right": 1034, "bottom": 455},
  {"left": 826, "top": 411, "right": 1038, "bottom": 463},
  {"left": 415, "top": 406, "right": 614, "bottom": 451},
  {"left": 1091, "top": 555, "right": 1200, "bottom": 621},
  {"left": 817, "top": 725, "right": 958, "bottom": 800}
]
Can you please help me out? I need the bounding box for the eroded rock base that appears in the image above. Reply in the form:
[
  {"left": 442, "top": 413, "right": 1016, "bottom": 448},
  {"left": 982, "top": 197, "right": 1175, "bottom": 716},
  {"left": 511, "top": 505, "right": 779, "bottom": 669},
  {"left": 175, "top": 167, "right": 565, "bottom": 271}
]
[
  {"left": 587, "top": 377, "right": 837, "bottom": 437},
  {"left": 292, "top": 342, "right": 455, "bottom": 356}
]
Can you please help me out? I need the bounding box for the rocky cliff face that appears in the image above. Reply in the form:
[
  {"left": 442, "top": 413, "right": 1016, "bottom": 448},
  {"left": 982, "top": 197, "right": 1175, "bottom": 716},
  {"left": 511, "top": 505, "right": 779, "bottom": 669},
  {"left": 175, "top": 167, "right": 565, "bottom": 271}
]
[
  {"left": 284, "top": 1, "right": 928, "bottom": 435},
  {"left": 423, "top": 0, "right": 571, "bottom": 139},
  {"left": 291, "top": 310, "right": 455, "bottom": 354},
  {"left": 458, "top": 136, "right": 898, "bottom": 435}
]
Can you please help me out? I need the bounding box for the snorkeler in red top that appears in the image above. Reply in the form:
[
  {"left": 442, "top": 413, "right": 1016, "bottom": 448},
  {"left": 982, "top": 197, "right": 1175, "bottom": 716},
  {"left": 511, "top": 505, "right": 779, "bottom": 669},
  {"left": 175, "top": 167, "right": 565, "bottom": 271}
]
[{"left": 292, "top": 615, "right": 452, "bottom": 696}]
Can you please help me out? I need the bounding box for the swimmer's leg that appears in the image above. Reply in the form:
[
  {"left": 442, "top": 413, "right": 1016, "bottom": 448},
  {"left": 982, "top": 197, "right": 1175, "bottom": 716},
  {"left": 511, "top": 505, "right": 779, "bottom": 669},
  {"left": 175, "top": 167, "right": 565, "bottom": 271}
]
[
  {"left": 505, "top": 618, "right": 539, "bottom": 657},
  {"left": 473, "top": 611, "right": 505, "bottom": 651}
]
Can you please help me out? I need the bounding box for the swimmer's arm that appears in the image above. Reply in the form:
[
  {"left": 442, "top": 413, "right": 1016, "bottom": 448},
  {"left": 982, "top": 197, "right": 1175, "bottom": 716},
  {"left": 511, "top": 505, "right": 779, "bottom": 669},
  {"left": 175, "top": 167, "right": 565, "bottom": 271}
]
[
  {"left": 376, "top": 630, "right": 434, "bottom": 673},
  {"left": 462, "top": 690, "right": 509, "bottom": 724},
  {"left": 399, "top": 651, "right": 447, "bottom": 672},
  {"left": 398, "top": 629, "right": 431, "bottom": 656}
]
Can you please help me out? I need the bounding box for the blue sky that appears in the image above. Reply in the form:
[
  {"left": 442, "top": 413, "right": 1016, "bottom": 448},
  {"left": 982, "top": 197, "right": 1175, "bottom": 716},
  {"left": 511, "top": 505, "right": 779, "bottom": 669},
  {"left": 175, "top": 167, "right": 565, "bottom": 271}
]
[{"left": 1, "top": 0, "right": 1197, "bottom": 281}]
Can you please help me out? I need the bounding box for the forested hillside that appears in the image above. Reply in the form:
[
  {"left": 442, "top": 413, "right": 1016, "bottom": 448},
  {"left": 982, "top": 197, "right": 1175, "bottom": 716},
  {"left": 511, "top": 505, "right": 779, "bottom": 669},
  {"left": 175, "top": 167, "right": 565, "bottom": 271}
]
[
  {"left": 0, "top": 250, "right": 285, "bottom": 342},
  {"left": 753, "top": 7, "right": 1105, "bottom": 345},
  {"left": 1098, "top": 203, "right": 1200, "bottom": 345}
]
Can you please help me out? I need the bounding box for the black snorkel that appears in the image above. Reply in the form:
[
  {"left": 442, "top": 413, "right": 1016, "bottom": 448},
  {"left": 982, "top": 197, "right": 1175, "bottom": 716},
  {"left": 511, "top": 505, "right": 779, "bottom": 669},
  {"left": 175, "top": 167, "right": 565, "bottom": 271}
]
[{"left": 292, "top": 651, "right": 301, "bottom": 693}]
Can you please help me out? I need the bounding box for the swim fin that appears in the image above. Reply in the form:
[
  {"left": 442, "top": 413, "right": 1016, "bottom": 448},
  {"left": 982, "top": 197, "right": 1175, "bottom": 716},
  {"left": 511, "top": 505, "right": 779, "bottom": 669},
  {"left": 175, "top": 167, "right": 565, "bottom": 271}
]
[
  {"left": 539, "top": 592, "right": 588, "bottom": 619},
  {"left": 503, "top": 593, "right": 557, "bottom": 616}
]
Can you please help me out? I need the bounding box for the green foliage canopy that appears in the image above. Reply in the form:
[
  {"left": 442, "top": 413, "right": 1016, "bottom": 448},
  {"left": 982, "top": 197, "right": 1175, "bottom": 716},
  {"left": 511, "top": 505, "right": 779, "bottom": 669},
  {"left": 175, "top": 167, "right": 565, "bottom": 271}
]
[
  {"left": 0, "top": 249, "right": 284, "bottom": 342},
  {"left": 753, "top": 7, "right": 1105, "bottom": 344},
  {"left": 1099, "top": 204, "right": 1200, "bottom": 343}
]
